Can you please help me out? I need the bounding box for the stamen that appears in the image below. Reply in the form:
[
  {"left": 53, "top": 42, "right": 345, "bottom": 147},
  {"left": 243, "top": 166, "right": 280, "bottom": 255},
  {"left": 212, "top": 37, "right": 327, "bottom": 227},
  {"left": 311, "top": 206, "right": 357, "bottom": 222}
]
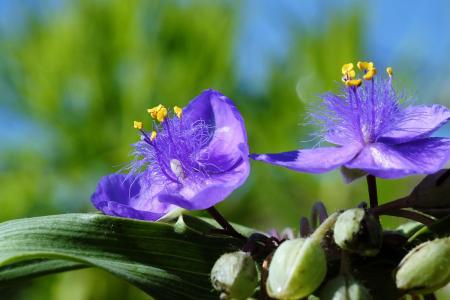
[
  {"left": 386, "top": 67, "right": 393, "bottom": 77},
  {"left": 341, "top": 63, "right": 354, "bottom": 75},
  {"left": 345, "top": 79, "right": 362, "bottom": 87},
  {"left": 130, "top": 107, "right": 214, "bottom": 187},
  {"left": 156, "top": 107, "right": 168, "bottom": 122},
  {"left": 133, "top": 121, "right": 143, "bottom": 129},
  {"left": 147, "top": 104, "right": 164, "bottom": 119},
  {"left": 348, "top": 70, "right": 356, "bottom": 78},
  {"left": 150, "top": 131, "right": 157, "bottom": 141},
  {"left": 170, "top": 159, "right": 185, "bottom": 180},
  {"left": 341, "top": 62, "right": 358, "bottom": 84},
  {"left": 357, "top": 61, "right": 374, "bottom": 71},
  {"left": 174, "top": 106, "right": 183, "bottom": 119},
  {"left": 363, "top": 68, "right": 377, "bottom": 80}
]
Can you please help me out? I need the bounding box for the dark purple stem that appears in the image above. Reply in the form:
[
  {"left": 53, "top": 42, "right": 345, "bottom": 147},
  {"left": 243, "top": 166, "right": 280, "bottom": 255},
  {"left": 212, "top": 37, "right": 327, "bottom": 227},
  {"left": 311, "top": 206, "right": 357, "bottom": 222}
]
[
  {"left": 207, "top": 206, "right": 246, "bottom": 241},
  {"left": 366, "top": 175, "right": 378, "bottom": 208},
  {"left": 371, "top": 196, "right": 410, "bottom": 215},
  {"left": 378, "top": 209, "right": 435, "bottom": 226}
]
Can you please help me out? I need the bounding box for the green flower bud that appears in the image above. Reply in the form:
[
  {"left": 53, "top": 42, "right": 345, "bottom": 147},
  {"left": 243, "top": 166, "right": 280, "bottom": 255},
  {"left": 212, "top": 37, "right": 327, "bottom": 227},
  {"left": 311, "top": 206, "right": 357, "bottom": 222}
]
[
  {"left": 265, "top": 213, "right": 339, "bottom": 300},
  {"left": 266, "top": 237, "right": 327, "bottom": 299},
  {"left": 319, "top": 275, "right": 372, "bottom": 300},
  {"left": 395, "top": 237, "right": 450, "bottom": 294},
  {"left": 333, "top": 208, "right": 382, "bottom": 256},
  {"left": 210, "top": 251, "right": 258, "bottom": 300}
]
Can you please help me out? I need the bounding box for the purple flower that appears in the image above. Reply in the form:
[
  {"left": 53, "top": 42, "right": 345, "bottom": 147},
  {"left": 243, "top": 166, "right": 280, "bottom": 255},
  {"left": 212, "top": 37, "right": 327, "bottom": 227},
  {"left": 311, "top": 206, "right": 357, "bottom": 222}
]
[
  {"left": 251, "top": 62, "right": 450, "bottom": 180},
  {"left": 92, "top": 89, "right": 250, "bottom": 221}
]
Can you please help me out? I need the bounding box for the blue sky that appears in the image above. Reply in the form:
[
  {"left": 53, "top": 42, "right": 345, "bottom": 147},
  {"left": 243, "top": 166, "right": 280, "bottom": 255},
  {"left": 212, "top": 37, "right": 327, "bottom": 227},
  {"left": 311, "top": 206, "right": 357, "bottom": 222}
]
[
  {"left": 1, "top": 0, "right": 450, "bottom": 149},
  {"left": 235, "top": 0, "right": 450, "bottom": 95}
]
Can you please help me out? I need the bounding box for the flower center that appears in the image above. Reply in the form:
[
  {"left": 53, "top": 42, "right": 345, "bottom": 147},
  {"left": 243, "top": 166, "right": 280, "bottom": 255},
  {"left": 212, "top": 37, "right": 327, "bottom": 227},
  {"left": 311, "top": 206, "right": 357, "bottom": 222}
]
[
  {"left": 132, "top": 104, "right": 213, "bottom": 184},
  {"left": 341, "top": 62, "right": 395, "bottom": 144},
  {"left": 170, "top": 159, "right": 185, "bottom": 181}
]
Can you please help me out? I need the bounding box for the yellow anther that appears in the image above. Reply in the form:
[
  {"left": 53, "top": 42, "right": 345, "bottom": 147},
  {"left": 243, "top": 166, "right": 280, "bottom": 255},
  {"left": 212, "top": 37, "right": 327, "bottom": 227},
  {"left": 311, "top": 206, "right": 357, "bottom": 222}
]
[
  {"left": 156, "top": 106, "right": 168, "bottom": 122},
  {"left": 345, "top": 79, "right": 362, "bottom": 87},
  {"left": 386, "top": 67, "right": 393, "bottom": 77},
  {"left": 363, "top": 67, "right": 377, "bottom": 80},
  {"left": 133, "top": 121, "right": 143, "bottom": 130},
  {"left": 357, "top": 61, "right": 374, "bottom": 71},
  {"left": 174, "top": 106, "right": 183, "bottom": 119},
  {"left": 348, "top": 69, "right": 356, "bottom": 79},
  {"left": 341, "top": 63, "right": 354, "bottom": 75},
  {"left": 150, "top": 131, "right": 157, "bottom": 141},
  {"left": 147, "top": 104, "right": 164, "bottom": 119}
]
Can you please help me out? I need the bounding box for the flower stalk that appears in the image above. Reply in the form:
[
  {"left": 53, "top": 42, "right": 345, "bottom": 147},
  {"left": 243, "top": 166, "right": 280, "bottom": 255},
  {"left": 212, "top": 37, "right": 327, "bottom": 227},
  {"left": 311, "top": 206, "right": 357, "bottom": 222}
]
[
  {"left": 366, "top": 175, "right": 379, "bottom": 208},
  {"left": 207, "top": 206, "right": 246, "bottom": 241}
]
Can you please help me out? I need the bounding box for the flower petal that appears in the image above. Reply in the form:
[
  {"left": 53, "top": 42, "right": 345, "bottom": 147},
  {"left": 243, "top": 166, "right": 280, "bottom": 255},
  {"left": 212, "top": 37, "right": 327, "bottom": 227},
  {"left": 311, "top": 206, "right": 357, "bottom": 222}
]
[
  {"left": 185, "top": 89, "right": 250, "bottom": 173},
  {"left": 158, "top": 88, "right": 251, "bottom": 210},
  {"left": 379, "top": 105, "right": 450, "bottom": 144},
  {"left": 91, "top": 174, "right": 178, "bottom": 221},
  {"left": 344, "top": 138, "right": 450, "bottom": 178},
  {"left": 250, "top": 144, "right": 362, "bottom": 173},
  {"left": 183, "top": 89, "right": 216, "bottom": 125},
  {"left": 158, "top": 155, "right": 250, "bottom": 210}
]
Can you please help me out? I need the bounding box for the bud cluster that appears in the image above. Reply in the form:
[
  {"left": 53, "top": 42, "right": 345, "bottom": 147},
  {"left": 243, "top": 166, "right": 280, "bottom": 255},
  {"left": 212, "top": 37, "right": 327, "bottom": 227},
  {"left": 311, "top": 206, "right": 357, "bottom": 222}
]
[{"left": 209, "top": 170, "right": 450, "bottom": 299}]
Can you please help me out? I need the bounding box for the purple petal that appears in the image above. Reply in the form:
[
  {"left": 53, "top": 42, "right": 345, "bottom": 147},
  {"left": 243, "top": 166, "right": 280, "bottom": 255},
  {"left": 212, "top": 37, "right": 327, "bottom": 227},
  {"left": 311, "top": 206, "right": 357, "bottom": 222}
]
[
  {"left": 91, "top": 174, "right": 178, "bottom": 221},
  {"left": 344, "top": 138, "right": 450, "bottom": 178},
  {"left": 183, "top": 89, "right": 216, "bottom": 125},
  {"left": 155, "top": 89, "right": 250, "bottom": 210},
  {"left": 185, "top": 89, "right": 250, "bottom": 171},
  {"left": 250, "top": 144, "right": 361, "bottom": 173},
  {"left": 158, "top": 156, "right": 250, "bottom": 210},
  {"left": 379, "top": 105, "right": 450, "bottom": 144}
]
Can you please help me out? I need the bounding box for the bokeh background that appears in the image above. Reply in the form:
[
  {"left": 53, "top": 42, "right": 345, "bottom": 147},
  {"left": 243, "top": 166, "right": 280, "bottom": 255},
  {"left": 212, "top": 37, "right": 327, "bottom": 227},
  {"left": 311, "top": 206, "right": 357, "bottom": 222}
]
[{"left": 1, "top": 0, "right": 450, "bottom": 299}]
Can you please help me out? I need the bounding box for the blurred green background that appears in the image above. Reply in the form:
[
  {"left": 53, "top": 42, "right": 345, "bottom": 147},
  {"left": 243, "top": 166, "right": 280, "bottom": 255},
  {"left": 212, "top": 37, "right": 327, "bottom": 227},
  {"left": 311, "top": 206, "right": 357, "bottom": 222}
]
[{"left": 1, "top": 0, "right": 449, "bottom": 299}]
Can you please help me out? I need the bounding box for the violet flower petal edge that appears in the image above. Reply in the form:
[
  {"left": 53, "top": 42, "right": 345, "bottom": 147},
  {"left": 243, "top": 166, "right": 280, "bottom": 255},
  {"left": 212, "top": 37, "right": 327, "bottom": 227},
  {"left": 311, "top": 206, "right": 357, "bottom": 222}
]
[
  {"left": 249, "top": 143, "right": 362, "bottom": 174},
  {"left": 344, "top": 138, "right": 450, "bottom": 179},
  {"left": 379, "top": 104, "right": 450, "bottom": 144},
  {"left": 91, "top": 174, "right": 174, "bottom": 221}
]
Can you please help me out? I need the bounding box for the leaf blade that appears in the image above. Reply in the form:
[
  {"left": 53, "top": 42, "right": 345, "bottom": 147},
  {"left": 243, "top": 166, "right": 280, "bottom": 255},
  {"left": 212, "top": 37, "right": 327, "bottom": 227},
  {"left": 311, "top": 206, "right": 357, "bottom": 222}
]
[{"left": 0, "top": 213, "right": 245, "bottom": 300}]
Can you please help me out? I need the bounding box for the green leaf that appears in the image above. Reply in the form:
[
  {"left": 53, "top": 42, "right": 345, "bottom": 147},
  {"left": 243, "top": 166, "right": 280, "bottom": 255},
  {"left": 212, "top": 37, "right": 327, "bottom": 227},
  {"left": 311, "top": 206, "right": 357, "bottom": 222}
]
[
  {"left": 0, "top": 259, "right": 87, "bottom": 285},
  {"left": 0, "top": 213, "right": 246, "bottom": 300}
]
